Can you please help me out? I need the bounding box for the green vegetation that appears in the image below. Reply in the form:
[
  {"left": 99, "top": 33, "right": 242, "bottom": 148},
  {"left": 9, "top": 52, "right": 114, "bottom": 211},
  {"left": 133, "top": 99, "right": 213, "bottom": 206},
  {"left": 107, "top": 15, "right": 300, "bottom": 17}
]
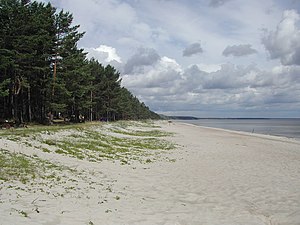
[
  {"left": 18, "top": 210, "right": 28, "bottom": 218},
  {"left": 109, "top": 128, "right": 172, "bottom": 137},
  {"left": 107, "top": 120, "right": 173, "bottom": 137},
  {"left": 0, "top": 121, "right": 176, "bottom": 166},
  {"left": 0, "top": 120, "right": 178, "bottom": 223},
  {"left": 0, "top": 149, "right": 67, "bottom": 184},
  {"left": 36, "top": 121, "right": 175, "bottom": 163},
  {"left": 0, "top": 122, "right": 98, "bottom": 137},
  {"left": 0, "top": 149, "right": 36, "bottom": 183},
  {"left": 0, "top": 0, "right": 159, "bottom": 125}
]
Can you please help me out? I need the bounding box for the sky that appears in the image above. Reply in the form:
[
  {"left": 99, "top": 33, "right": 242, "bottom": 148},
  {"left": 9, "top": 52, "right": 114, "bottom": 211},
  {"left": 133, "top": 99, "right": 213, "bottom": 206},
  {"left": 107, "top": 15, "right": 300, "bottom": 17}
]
[{"left": 39, "top": 0, "right": 300, "bottom": 118}]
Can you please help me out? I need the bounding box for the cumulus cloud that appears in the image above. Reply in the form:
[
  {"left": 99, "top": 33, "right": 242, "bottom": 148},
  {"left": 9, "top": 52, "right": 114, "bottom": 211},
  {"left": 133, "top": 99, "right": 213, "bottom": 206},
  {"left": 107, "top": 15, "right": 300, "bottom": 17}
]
[
  {"left": 262, "top": 10, "right": 300, "bottom": 65},
  {"left": 183, "top": 63, "right": 261, "bottom": 91},
  {"left": 222, "top": 44, "right": 257, "bottom": 57},
  {"left": 123, "top": 51, "right": 300, "bottom": 117},
  {"left": 123, "top": 48, "right": 160, "bottom": 74},
  {"left": 209, "top": 0, "right": 233, "bottom": 7},
  {"left": 183, "top": 43, "right": 203, "bottom": 57},
  {"left": 196, "top": 63, "right": 222, "bottom": 73},
  {"left": 121, "top": 49, "right": 185, "bottom": 107},
  {"left": 122, "top": 54, "right": 182, "bottom": 90},
  {"left": 46, "top": 0, "right": 300, "bottom": 117},
  {"left": 86, "top": 45, "right": 122, "bottom": 63}
]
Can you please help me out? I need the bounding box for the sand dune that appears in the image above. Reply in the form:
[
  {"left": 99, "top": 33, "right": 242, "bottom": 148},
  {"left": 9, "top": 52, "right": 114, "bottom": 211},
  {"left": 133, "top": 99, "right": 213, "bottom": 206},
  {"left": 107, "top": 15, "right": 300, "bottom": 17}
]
[{"left": 0, "top": 121, "right": 300, "bottom": 225}]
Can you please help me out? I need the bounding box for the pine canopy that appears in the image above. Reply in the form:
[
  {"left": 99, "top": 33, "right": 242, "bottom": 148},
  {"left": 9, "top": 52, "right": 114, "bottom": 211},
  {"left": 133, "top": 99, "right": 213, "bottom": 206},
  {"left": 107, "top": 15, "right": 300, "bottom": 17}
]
[{"left": 0, "top": 0, "right": 160, "bottom": 124}]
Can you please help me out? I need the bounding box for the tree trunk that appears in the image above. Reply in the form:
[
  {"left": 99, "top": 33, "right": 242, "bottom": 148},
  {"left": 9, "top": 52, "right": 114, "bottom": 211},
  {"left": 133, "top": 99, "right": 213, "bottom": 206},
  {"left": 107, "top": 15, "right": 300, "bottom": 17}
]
[
  {"left": 28, "top": 86, "right": 32, "bottom": 122},
  {"left": 90, "top": 87, "right": 93, "bottom": 121},
  {"left": 11, "top": 92, "right": 14, "bottom": 119}
]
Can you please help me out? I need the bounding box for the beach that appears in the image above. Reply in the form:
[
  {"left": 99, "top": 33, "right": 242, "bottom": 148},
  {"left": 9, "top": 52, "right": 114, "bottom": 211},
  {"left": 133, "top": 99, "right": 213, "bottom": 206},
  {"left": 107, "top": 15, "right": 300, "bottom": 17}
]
[{"left": 0, "top": 121, "right": 300, "bottom": 225}]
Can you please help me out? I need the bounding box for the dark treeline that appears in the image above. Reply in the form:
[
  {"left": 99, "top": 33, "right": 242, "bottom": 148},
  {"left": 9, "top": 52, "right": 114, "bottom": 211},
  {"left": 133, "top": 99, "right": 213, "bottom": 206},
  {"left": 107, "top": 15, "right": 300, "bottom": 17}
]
[{"left": 0, "top": 0, "right": 159, "bottom": 124}]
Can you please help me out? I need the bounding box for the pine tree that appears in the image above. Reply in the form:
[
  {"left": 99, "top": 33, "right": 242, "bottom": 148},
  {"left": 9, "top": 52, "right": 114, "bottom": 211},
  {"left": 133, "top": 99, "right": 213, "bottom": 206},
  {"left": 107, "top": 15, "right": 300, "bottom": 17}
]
[
  {"left": 0, "top": 0, "right": 159, "bottom": 123},
  {"left": 50, "top": 9, "right": 89, "bottom": 121},
  {"left": 0, "top": 0, "right": 56, "bottom": 122}
]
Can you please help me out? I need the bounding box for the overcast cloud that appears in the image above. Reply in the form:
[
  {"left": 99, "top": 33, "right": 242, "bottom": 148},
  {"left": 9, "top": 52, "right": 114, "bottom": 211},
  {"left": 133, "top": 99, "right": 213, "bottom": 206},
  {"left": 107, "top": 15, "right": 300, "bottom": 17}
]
[
  {"left": 209, "top": 0, "right": 233, "bottom": 8},
  {"left": 183, "top": 43, "right": 204, "bottom": 57},
  {"left": 39, "top": 0, "right": 300, "bottom": 118},
  {"left": 222, "top": 44, "right": 257, "bottom": 57},
  {"left": 262, "top": 9, "right": 300, "bottom": 66},
  {"left": 123, "top": 48, "right": 160, "bottom": 74}
]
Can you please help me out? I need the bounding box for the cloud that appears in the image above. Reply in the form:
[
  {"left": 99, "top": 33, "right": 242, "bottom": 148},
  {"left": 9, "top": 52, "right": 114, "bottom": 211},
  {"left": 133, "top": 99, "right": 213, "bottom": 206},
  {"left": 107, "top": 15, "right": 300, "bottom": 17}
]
[
  {"left": 209, "top": 0, "right": 233, "bottom": 7},
  {"left": 122, "top": 54, "right": 182, "bottom": 90},
  {"left": 262, "top": 10, "right": 300, "bottom": 65},
  {"left": 86, "top": 45, "right": 122, "bottom": 63},
  {"left": 183, "top": 43, "right": 203, "bottom": 57},
  {"left": 123, "top": 48, "right": 160, "bottom": 74},
  {"left": 182, "top": 63, "right": 262, "bottom": 91},
  {"left": 195, "top": 63, "right": 222, "bottom": 73},
  {"left": 222, "top": 44, "right": 257, "bottom": 57},
  {"left": 122, "top": 49, "right": 300, "bottom": 117},
  {"left": 42, "top": 0, "right": 300, "bottom": 117},
  {"left": 122, "top": 48, "right": 184, "bottom": 102}
]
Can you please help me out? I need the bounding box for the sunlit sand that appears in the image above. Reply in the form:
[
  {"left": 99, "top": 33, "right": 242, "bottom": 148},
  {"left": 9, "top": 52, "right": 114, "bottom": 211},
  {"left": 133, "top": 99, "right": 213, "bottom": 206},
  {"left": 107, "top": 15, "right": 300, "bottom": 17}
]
[{"left": 1, "top": 121, "right": 299, "bottom": 225}]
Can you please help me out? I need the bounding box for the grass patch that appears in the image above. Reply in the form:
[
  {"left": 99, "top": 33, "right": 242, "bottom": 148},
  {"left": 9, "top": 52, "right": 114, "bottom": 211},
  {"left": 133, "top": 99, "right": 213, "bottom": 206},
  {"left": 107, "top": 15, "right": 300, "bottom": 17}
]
[
  {"left": 43, "top": 139, "right": 57, "bottom": 145},
  {"left": 112, "top": 120, "right": 161, "bottom": 129},
  {"left": 1, "top": 120, "right": 176, "bottom": 164},
  {"left": 0, "top": 149, "right": 37, "bottom": 183},
  {"left": 109, "top": 128, "right": 172, "bottom": 137},
  {"left": 0, "top": 122, "right": 101, "bottom": 137},
  {"left": 39, "top": 124, "right": 175, "bottom": 163},
  {"left": 0, "top": 149, "right": 72, "bottom": 185},
  {"left": 42, "top": 148, "right": 51, "bottom": 153}
]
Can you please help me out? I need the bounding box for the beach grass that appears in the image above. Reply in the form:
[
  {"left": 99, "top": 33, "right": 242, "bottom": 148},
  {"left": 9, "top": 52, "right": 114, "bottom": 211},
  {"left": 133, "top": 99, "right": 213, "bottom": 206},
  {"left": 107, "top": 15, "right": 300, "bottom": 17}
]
[
  {"left": 0, "top": 122, "right": 100, "bottom": 137},
  {"left": 38, "top": 121, "right": 175, "bottom": 163},
  {"left": 0, "top": 120, "right": 176, "bottom": 205},
  {"left": 0, "top": 120, "right": 176, "bottom": 166},
  {"left": 0, "top": 149, "right": 68, "bottom": 184},
  {"left": 107, "top": 127, "right": 172, "bottom": 137},
  {"left": 0, "top": 149, "right": 36, "bottom": 183}
]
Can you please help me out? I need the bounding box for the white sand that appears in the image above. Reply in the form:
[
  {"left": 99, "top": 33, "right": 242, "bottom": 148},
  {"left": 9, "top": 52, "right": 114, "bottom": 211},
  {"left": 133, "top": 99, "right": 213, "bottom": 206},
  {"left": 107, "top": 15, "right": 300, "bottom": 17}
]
[{"left": 1, "top": 121, "right": 300, "bottom": 225}]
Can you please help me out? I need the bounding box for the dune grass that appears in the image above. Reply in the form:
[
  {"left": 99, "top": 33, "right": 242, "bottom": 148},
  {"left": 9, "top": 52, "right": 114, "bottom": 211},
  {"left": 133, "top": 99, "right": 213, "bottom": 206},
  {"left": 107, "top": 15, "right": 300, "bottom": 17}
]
[
  {"left": 0, "top": 149, "right": 67, "bottom": 184},
  {"left": 38, "top": 121, "right": 175, "bottom": 163},
  {"left": 108, "top": 128, "right": 172, "bottom": 137},
  {"left": 0, "top": 120, "right": 176, "bottom": 211},
  {"left": 1, "top": 120, "right": 176, "bottom": 164},
  {"left": 0, "top": 149, "right": 36, "bottom": 183},
  {"left": 0, "top": 122, "right": 99, "bottom": 138}
]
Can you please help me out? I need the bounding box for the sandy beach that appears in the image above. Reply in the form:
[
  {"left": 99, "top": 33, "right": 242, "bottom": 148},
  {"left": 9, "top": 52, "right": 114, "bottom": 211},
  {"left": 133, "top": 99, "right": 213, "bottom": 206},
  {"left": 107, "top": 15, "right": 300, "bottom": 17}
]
[{"left": 1, "top": 120, "right": 300, "bottom": 225}]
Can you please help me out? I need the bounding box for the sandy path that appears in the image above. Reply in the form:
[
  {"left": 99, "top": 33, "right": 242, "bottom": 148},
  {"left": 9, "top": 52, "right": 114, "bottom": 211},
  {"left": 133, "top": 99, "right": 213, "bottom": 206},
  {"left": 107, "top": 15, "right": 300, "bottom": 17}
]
[{"left": 1, "top": 121, "right": 300, "bottom": 225}]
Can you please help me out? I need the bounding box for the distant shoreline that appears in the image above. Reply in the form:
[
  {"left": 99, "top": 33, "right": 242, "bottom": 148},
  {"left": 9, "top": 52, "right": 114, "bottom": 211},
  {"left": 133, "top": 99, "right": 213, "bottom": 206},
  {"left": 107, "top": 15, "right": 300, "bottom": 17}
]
[
  {"left": 174, "top": 118, "right": 300, "bottom": 141},
  {"left": 166, "top": 116, "right": 300, "bottom": 120}
]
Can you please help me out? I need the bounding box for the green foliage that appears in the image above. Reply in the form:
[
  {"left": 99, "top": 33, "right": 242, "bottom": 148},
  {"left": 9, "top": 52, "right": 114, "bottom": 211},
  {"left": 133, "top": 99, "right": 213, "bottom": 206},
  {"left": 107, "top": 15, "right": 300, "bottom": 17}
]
[
  {"left": 0, "top": 78, "right": 10, "bottom": 97},
  {"left": 0, "top": 0, "right": 159, "bottom": 123}
]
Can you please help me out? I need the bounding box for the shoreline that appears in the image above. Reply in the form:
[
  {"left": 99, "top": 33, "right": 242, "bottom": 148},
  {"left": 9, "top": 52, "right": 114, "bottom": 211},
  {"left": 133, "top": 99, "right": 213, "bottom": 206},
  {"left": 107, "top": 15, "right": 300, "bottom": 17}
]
[
  {"left": 176, "top": 121, "right": 300, "bottom": 144},
  {"left": 1, "top": 120, "right": 300, "bottom": 225},
  {"left": 174, "top": 119, "right": 300, "bottom": 142}
]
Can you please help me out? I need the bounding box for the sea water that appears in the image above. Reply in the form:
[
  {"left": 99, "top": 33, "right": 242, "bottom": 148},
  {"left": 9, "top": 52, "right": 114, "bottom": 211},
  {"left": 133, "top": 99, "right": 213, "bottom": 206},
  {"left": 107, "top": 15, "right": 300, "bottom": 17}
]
[{"left": 180, "top": 118, "right": 300, "bottom": 141}]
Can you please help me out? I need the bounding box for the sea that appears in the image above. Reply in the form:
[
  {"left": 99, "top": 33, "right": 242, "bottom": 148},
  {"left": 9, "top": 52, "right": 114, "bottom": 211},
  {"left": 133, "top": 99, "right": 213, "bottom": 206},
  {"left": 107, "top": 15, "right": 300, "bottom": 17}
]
[{"left": 178, "top": 118, "right": 300, "bottom": 141}]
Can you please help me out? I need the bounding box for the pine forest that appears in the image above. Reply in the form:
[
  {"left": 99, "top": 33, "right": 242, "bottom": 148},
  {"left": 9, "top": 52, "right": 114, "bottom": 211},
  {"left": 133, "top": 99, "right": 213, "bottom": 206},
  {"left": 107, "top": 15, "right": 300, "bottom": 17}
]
[{"left": 0, "top": 0, "right": 160, "bottom": 126}]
